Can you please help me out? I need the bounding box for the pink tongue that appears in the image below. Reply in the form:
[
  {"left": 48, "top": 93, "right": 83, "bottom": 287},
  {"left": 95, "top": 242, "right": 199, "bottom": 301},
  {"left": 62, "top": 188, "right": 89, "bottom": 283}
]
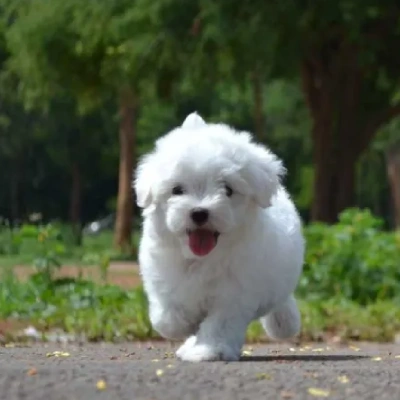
[{"left": 188, "top": 230, "right": 217, "bottom": 256}]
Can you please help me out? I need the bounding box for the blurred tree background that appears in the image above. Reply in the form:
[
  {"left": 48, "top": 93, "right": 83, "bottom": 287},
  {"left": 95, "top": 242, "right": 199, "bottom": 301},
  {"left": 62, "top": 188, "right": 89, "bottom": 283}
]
[{"left": 0, "top": 0, "right": 399, "bottom": 253}]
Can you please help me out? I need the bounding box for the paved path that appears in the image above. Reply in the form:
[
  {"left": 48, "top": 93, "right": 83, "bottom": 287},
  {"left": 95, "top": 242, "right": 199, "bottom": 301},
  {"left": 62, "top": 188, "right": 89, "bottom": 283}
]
[{"left": 0, "top": 342, "right": 399, "bottom": 400}]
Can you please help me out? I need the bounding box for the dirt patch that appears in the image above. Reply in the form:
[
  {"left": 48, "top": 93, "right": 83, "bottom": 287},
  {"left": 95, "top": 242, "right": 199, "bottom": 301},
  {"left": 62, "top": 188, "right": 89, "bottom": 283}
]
[
  {"left": 0, "top": 319, "right": 29, "bottom": 337},
  {"left": 12, "top": 261, "right": 142, "bottom": 289}
]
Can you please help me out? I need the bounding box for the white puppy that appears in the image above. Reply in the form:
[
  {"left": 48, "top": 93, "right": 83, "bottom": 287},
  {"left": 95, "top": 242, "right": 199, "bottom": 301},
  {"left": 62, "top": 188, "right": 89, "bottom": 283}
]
[{"left": 134, "top": 113, "right": 305, "bottom": 362}]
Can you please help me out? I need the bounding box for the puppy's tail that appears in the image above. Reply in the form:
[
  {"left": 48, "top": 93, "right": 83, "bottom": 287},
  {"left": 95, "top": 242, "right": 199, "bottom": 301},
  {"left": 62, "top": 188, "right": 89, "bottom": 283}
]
[{"left": 260, "top": 294, "right": 301, "bottom": 340}]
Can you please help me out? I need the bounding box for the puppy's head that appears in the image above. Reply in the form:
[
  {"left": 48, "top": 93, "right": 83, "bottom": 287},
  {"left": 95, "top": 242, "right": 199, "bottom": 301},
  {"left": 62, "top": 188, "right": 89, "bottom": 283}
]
[{"left": 135, "top": 113, "right": 285, "bottom": 258}]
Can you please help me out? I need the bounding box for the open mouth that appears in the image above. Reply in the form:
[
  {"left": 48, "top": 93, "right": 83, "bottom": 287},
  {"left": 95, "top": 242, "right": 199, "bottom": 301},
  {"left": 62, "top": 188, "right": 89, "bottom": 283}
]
[{"left": 186, "top": 229, "right": 220, "bottom": 257}]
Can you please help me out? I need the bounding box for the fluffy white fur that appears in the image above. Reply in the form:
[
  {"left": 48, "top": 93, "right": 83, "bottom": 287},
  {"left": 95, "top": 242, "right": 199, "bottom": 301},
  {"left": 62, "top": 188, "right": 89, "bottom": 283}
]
[{"left": 134, "top": 113, "right": 305, "bottom": 362}]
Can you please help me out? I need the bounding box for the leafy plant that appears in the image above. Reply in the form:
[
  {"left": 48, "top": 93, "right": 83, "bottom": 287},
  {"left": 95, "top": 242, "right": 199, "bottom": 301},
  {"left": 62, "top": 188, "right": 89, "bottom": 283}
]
[
  {"left": 0, "top": 270, "right": 153, "bottom": 341},
  {"left": 18, "top": 224, "right": 66, "bottom": 282},
  {"left": 299, "top": 208, "right": 400, "bottom": 304},
  {"left": 0, "top": 209, "right": 400, "bottom": 343}
]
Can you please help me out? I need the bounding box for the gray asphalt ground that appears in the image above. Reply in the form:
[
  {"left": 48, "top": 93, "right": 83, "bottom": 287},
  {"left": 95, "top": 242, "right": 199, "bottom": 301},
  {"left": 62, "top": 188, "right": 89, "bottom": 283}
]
[{"left": 0, "top": 341, "right": 399, "bottom": 400}]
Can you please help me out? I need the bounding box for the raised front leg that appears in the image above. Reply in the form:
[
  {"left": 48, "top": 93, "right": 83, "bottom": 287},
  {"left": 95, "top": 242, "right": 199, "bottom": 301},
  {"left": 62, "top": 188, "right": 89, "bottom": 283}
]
[
  {"left": 149, "top": 300, "right": 197, "bottom": 340},
  {"left": 176, "top": 304, "right": 253, "bottom": 362}
]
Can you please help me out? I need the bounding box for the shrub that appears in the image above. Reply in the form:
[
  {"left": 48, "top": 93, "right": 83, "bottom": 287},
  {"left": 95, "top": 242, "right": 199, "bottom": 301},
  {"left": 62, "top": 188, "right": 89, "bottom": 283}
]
[{"left": 299, "top": 208, "right": 400, "bottom": 304}]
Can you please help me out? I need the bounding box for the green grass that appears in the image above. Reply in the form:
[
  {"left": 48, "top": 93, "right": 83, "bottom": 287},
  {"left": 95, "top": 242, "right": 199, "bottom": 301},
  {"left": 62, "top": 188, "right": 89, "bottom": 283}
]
[
  {"left": 0, "top": 270, "right": 153, "bottom": 341},
  {"left": 0, "top": 210, "right": 400, "bottom": 343},
  {"left": 1, "top": 267, "right": 399, "bottom": 343},
  {"left": 0, "top": 227, "right": 140, "bottom": 269}
]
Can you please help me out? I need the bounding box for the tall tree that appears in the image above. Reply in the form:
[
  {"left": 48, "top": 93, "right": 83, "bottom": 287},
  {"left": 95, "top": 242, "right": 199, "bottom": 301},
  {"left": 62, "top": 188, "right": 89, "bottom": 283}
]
[
  {"left": 192, "top": 1, "right": 280, "bottom": 141},
  {"left": 41, "top": 98, "right": 116, "bottom": 243},
  {"left": 0, "top": 12, "right": 35, "bottom": 223},
  {"left": 6, "top": 0, "right": 191, "bottom": 249},
  {"left": 297, "top": 2, "right": 400, "bottom": 222},
  {"left": 371, "top": 117, "right": 400, "bottom": 228},
  {"left": 386, "top": 142, "right": 400, "bottom": 228},
  {"left": 198, "top": 0, "right": 400, "bottom": 222}
]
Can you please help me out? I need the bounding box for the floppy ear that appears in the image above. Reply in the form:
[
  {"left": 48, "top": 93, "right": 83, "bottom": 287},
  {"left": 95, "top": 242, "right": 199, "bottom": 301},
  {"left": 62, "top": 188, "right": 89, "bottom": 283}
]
[
  {"left": 244, "top": 146, "right": 286, "bottom": 208},
  {"left": 134, "top": 154, "right": 156, "bottom": 208},
  {"left": 181, "top": 112, "right": 207, "bottom": 129}
]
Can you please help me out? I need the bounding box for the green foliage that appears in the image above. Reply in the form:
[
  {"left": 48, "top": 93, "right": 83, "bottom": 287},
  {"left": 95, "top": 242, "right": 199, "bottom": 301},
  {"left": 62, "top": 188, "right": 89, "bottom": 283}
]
[
  {"left": 0, "top": 222, "right": 137, "bottom": 269},
  {"left": 247, "top": 298, "right": 400, "bottom": 342},
  {"left": 0, "top": 271, "right": 152, "bottom": 341},
  {"left": 0, "top": 0, "right": 400, "bottom": 343},
  {"left": 0, "top": 222, "right": 150, "bottom": 341},
  {"left": 298, "top": 297, "right": 400, "bottom": 342},
  {"left": 0, "top": 209, "right": 400, "bottom": 342},
  {"left": 19, "top": 223, "right": 66, "bottom": 281},
  {"left": 6, "top": 0, "right": 193, "bottom": 110},
  {"left": 300, "top": 208, "right": 400, "bottom": 304},
  {"left": 0, "top": 0, "right": 399, "bottom": 226}
]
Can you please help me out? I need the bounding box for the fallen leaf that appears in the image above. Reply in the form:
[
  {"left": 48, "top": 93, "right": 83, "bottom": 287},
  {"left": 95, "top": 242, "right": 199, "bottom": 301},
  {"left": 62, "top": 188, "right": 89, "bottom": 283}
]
[
  {"left": 151, "top": 359, "right": 160, "bottom": 362},
  {"left": 304, "top": 372, "right": 319, "bottom": 378},
  {"left": 308, "top": 387, "right": 330, "bottom": 397},
  {"left": 338, "top": 375, "right": 349, "bottom": 384},
  {"left": 289, "top": 347, "right": 296, "bottom": 352},
  {"left": 166, "top": 364, "right": 174, "bottom": 369},
  {"left": 371, "top": 357, "right": 382, "bottom": 361},
  {"left": 96, "top": 380, "right": 107, "bottom": 390},
  {"left": 256, "top": 373, "right": 272, "bottom": 380},
  {"left": 281, "top": 390, "right": 294, "bottom": 398},
  {"left": 311, "top": 348, "right": 324, "bottom": 352},
  {"left": 46, "top": 351, "right": 70, "bottom": 358},
  {"left": 242, "top": 350, "right": 252, "bottom": 356},
  {"left": 156, "top": 369, "right": 164, "bottom": 377},
  {"left": 5, "top": 343, "right": 15, "bottom": 348},
  {"left": 349, "top": 346, "right": 360, "bottom": 352},
  {"left": 394, "top": 355, "right": 400, "bottom": 359},
  {"left": 27, "top": 368, "right": 37, "bottom": 376}
]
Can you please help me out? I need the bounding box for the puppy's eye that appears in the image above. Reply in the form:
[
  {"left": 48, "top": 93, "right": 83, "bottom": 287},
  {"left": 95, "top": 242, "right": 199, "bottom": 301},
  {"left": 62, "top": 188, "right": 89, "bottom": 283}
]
[
  {"left": 172, "top": 185, "right": 185, "bottom": 195},
  {"left": 225, "top": 185, "right": 233, "bottom": 197}
]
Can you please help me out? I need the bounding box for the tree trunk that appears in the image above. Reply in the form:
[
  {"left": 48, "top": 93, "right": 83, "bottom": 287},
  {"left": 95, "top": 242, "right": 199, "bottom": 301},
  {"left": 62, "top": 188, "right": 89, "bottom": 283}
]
[
  {"left": 302, "top": 41, "right": 400, "bottom": 223},
  {"left": 69, "top": 161, "right": 82, "bottom": 246},
  {"left": 311, "top": 126, "right": 337, "bottom": 223},
  {"left": 301, "top": 54, "right": 360, "bottom": 223},
  {"left": 9, "top": 161, "right": 22, "bottom": 225},
  {"left": 335, "top": 150, "right": 357, "bottom": 213},
  {"left": 310, "top": 143, "right": 358, "bottom": 223},
  {"left": 113, "top": 86, "right": 136, "bottom": 252},
  {"left": 10, "top": 171, "right": 19, "bottom": 224},
  {"left": 386, "top": 142, "right": 400, "bottom": 228},
  {"left": 251, "top": 68, "right": 265, "bottom": 141}
]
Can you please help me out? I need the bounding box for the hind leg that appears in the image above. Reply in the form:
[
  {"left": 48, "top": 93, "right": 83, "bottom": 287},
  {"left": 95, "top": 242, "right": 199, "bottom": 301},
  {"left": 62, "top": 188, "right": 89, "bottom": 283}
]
[{"left": 260, "top": 294, "right": 301, "bottom": 340}]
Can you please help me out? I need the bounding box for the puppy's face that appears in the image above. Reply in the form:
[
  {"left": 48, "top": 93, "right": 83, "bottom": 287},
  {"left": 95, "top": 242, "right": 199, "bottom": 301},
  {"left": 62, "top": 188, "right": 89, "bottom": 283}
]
[
  {"left": 160, "top": 157, "right": 253, "bottom": 258},
  {"left": 135, "top": 114, "right": 285, "bottom": 259}
]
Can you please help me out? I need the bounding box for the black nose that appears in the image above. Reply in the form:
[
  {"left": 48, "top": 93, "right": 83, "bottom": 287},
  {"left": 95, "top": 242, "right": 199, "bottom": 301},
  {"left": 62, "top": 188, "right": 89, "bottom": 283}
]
[{"left": 191, "top": 208, "right": 209, "bottom": 226}]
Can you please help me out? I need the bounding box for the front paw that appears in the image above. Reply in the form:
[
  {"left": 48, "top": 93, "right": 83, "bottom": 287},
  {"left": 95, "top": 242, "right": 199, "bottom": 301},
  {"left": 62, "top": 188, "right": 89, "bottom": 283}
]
[
  {"left": 177, "top": 343, "right": 240, "bottom": 362},
  {"left": 176, "top": 335, "right": 197, "bottom": 359}
]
